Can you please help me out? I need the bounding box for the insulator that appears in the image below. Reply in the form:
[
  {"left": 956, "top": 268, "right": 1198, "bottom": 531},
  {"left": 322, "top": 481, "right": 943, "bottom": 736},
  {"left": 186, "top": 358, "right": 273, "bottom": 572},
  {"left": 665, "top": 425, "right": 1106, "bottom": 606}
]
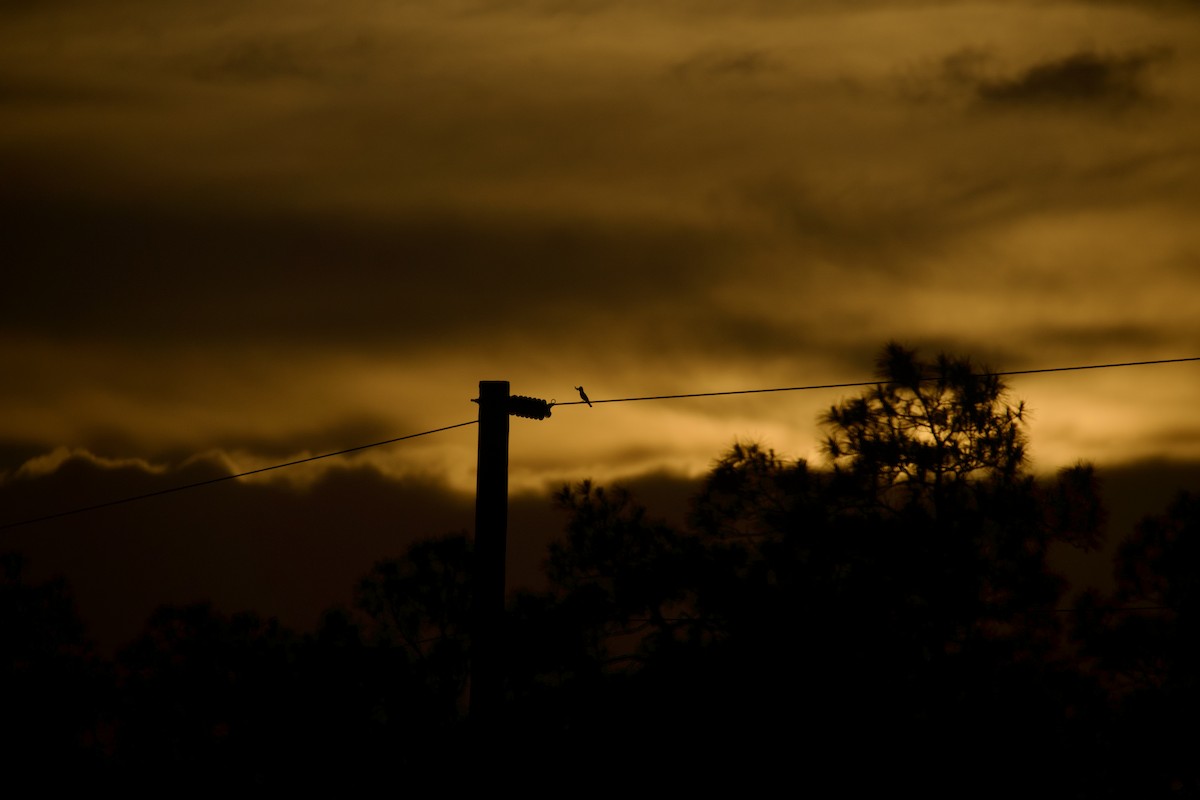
[{"left": 508, "top": 395, "right": 553, "bottom": 420}]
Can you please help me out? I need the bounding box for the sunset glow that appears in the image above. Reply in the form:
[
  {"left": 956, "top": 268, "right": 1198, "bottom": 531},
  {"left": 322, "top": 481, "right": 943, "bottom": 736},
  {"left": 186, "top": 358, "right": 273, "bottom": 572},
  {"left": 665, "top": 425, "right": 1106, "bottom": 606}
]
[{"left": 3, "top": 0, "right": 1199, "bottom": 646}]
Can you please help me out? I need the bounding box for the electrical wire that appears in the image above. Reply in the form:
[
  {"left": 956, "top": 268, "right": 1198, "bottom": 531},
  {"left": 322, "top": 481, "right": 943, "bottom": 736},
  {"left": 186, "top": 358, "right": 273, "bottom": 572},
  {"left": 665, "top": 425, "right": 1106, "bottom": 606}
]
[
  {"left": 4, "top": 354, "right": 1197, "bottom": 530},
  {"left": 0, "top": 420, "right": 479, "bottom": 532},
  {"left": 552, "top": 355, "right": 1200, "bottom": 406}
]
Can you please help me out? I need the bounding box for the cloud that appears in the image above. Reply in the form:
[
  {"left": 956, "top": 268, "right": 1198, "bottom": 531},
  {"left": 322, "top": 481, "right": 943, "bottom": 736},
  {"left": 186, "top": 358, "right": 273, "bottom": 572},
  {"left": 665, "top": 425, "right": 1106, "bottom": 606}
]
[
  {"left": 1021, "top": 322, "right": 1176, "bottom": 353},
  {"left": 971, "top": 49, "right": 1172, "bottom": 109},
  {"left": 1, "top": 449, "right": 478, "bottom": 647},
  {"left": 191, "top": 40, "right": 322, "bottom": 84},
  {"left": 13, "top": 447, "right": 167, "bottom": 480},
  {"left": 0, "top": 443, "right": 707, "bottom": 652},
  {"left": 670, "top": 46, "right": 786, "bottom": 82},
  {"left": 3, "top": 0, "right": 1200, "bottom": 503},
  {"left": 0, "top": 171, "right": 734, "bottom": 349}
]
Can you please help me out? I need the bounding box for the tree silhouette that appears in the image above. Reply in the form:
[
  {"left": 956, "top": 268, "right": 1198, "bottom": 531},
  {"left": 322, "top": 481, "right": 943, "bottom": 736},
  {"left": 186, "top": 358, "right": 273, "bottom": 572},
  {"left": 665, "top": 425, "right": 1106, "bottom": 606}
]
[
  {"left": 350, "top": 533, "right": 473, "bottom": 769},
  {"left": 822, "top": 341, "right": 1028, "bottom": 515},
  {"left": 514, "top": 343, "right": 1111, "bottom": 792},
  {"left": 1043, "top": 461, "right": 1108, "bottom": 553},
  {"left": 111, "top": 603, "right": 300, "bottom": 789},
  {"left": 816, "top": 344, "right": 1081, "bottom": 645},
  {"left": 108, "top": 531, "right": 478, "bottom": 790},
  {"left": 0, "top": 552, "right": 108, "bottom": 789},
  {"left": 1074, "top": 491, "right": 1200, "bottom": 796},
  {"left": 543, "top": 480, "right": 704, "bottom": 664}
]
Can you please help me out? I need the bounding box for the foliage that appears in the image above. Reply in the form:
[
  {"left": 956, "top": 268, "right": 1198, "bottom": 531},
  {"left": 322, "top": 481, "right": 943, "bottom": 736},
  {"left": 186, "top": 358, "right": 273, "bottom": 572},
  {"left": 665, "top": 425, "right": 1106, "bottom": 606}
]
[
  {"left": 0, "top": 552, "right": 106, "bottom": 788},
  {"left": 352, "top": 533, "right": 472, "bottom": 727},
  {"left": 544, "top": 480, "right": 703, "bottom": 661},
  {"left": 822, "top": 341, "right": 1028, "bottom": 512},
  {"left": 1071, "top": 492, "right": 1200, "bottom": 795},
  {"left": 355, "top": 533, "right": 471, "bottom": 658},
  {"left": 1042, "top": 461, "right": 1108, "bottom": 552},
  {"left": 517, "top": 343, "right": 1109, "bottom": 790},
  {"left": 113, "top": 603, "right": 299, "bottom": 787}
]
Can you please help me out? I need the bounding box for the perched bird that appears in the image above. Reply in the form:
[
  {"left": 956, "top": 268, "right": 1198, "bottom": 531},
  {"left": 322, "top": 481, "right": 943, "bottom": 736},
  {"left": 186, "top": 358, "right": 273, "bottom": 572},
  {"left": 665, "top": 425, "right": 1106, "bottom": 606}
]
[{"left": 575, "top": 386, "right": 593, "bottom": 407}]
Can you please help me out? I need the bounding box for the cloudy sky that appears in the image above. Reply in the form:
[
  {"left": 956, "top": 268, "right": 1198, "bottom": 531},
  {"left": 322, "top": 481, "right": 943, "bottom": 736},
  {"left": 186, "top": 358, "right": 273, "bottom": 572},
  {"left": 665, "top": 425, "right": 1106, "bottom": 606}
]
[{"left": 3, "top": 0, "right": 1199, "bottom": 646}]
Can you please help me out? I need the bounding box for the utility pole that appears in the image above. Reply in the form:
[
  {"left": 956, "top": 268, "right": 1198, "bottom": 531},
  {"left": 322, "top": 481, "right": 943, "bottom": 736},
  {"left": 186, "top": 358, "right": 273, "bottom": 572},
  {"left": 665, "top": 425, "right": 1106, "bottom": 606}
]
[
  {"left": 470, "top": 380, "right": 510, "bottom": 730},
  {"left": 469, "top": 383, "right": 554, "bottom": 737}
]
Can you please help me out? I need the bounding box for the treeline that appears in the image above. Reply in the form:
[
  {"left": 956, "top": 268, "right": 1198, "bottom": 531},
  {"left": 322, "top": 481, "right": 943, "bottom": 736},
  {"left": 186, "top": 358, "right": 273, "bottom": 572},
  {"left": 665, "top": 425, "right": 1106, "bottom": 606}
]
[{"left": 3, "top": 344, "right": 1198, "bottom": 794}]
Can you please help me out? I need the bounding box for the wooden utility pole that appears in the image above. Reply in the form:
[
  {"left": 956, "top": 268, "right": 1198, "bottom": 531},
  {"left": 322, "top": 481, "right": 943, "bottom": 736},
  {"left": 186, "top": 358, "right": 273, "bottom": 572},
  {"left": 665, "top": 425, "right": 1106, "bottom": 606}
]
[
  {"left": 470, "top": 380, "right": 510, "bottom": 729},
  {"left": 469, "top": 384, "right": 552, "bottom": 739}
]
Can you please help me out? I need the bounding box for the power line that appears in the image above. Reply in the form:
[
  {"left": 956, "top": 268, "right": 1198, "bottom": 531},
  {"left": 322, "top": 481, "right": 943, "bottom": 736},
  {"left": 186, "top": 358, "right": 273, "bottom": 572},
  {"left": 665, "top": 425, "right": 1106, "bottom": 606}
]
[
  {"left": 0, "top": 420, "right": 479, "bottom": 532},
  {"left": 552, "top": 355, "right": 1200, "bottom": 406},
  {"left": 554, "top": 379, "right": 881, "bottom": 405},
  {"left": 994, "top": 356, "right": 1200, "bottom": 379},
  {"left": 5, "top": 354, "right": 1197, "bottom": 530}
]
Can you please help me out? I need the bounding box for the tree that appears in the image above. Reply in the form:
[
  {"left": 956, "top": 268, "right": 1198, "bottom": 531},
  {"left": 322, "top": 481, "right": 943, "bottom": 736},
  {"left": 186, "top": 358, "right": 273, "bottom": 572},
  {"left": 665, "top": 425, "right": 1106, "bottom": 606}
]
[
  {"left": 112, "top": 602, "right": 300, "bottom": 789},
  {"left": 508, "top": 342, "right": 1110, "bottom": 791},
  {"left": 802, "top": 344, "right": 1125, "bottom": 795},
  {"left": 1, "top": 552, "right": 107, "bottom": 789},
  {"left": 817, "top": 343, "right": 1072, "bottom": 631},
  {"left": 1071, "top": 492, "right": 1200, "bottom": 796},
  {"left": 822, "top": 341, "right": 1028, "bottom": 514},
  {"left": 687, "top": 442, "right": 840, "bottom": 642},
  {"left": 542, "top": 480, "right": 701, "bottom": 666},
  {"left": 353, "top": 533, "right": 473, "bottom": 727}
]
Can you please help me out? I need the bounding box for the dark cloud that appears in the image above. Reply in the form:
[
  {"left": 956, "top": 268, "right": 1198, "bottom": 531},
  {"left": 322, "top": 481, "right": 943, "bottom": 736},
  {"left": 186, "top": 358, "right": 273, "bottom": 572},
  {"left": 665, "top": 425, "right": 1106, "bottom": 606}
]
[
  {"left": 671, "top": 47, "right": 785, "bottom": 81},
  {"left": 0, "top": 74, "right": 130, "bottom": 107},
  {"left": 914, "top": 46, "right": 1176, "bottom": 112},
  {"left": 185, "top": 27, "right": 380, "bottom": 85},
  {"left": 690, "top": 315, "right": 812, "bottom": 359},
  {"left": 121, "top": 415, "right": 405, "bottom": 465},
  {"left": 0, "top": 0, "right": 76, "bottom": 15},
  {"left": 1081, "top": 0, "right": 1200, "bottom": 10},
  {"left": 0, "top": 170, "right": 733, "bottom": 349},
  {"left": 974, "top": 49, "right": 1171, "bottom": 108},
  {"left": 1, "top": 451, "right": 477, "bottom": 650},
  {"left": 8, "top": 441, "right": 1199, "bottom": 656},
  {"left": 1023, "top": 323, "right": 1175, "bottom": 353},
  {"left": 0, "top": 444, "right": 706, "bottom": 653},
  {"left": 733, "top": 174, "right": 965, "bottom": 265},
  {"left": 192, "top": 40, "right": 320, "bottom": 83}
]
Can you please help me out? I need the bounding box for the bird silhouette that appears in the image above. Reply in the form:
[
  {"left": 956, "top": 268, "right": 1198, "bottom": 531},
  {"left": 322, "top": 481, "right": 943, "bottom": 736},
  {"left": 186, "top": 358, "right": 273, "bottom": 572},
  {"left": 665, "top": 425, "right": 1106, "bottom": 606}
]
[{"left": 575, "top": 386, "right": 592, "bottom": 407}]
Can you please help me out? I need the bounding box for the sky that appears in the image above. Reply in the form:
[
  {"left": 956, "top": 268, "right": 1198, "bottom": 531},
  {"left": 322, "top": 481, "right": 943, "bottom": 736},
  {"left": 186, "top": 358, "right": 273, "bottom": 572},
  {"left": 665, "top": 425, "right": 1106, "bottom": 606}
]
[{"left": 3, "top": 0, "right": 1200, "bottom": 648}]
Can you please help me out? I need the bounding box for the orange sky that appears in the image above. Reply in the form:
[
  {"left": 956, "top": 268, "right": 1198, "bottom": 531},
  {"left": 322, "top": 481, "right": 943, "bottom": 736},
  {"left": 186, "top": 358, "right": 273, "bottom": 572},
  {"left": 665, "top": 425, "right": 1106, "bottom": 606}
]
[{"left": 3, "top": 1, "right": 1199, "bottom": 645}]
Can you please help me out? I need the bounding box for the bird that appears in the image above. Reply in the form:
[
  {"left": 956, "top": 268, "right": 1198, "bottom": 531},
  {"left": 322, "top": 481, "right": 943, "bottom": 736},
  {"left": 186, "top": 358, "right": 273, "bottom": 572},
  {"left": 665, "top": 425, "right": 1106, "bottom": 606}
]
[{"left": 575, "top": 386, "right": 592, "bottom": 407}]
